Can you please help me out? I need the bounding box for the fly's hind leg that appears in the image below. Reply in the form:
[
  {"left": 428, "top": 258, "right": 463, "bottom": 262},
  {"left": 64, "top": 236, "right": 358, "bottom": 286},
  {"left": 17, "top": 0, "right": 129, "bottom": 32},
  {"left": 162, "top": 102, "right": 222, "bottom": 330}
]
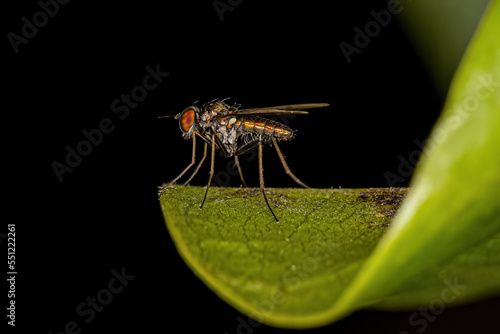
[
  {"left": 271, "top": 137, "right": 310, "bottom": 188},
  {"left": 259, "top": 139, "right": 280, "bottom": 223}
]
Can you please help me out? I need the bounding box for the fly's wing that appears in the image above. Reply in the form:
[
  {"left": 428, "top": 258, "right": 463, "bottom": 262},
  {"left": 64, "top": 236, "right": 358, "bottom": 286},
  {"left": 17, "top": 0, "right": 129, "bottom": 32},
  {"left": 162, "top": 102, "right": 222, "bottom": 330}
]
[{"left": 232, "top": 103, "right": 329, "bottom": 116}]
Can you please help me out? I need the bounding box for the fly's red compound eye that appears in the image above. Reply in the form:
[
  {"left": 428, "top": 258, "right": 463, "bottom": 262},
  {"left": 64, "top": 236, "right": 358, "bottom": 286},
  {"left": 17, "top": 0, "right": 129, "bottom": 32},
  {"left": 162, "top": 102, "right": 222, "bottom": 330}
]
[{"left": 179, "top": 107, "right": 196, "bottom": 133}]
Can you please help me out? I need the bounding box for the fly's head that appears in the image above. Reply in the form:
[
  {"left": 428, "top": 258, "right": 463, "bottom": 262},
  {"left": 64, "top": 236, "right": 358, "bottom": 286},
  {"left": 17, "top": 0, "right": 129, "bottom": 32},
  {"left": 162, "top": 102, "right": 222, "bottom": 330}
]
[{"left": 175, "top": 106, "right": 199, "bottom": 139}]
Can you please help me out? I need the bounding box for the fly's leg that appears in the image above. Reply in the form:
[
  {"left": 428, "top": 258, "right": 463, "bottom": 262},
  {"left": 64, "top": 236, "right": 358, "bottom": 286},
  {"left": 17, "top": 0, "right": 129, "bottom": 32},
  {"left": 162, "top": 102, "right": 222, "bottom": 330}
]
[
  {"left": 158, "top": 135, "right": 197, "bottom": 192},
  {"left": 271, "top": 137, "right": 310, "bottom": 188},
  {"left": 259, "top": 140, "right": 280, "bottom": 223},
  {"left": 182, "top": 142, "right": 207, "bottom": 186},
  {"left": 200, "top": 134, "right": 216, "bottom": 209},
  {"left": 233, "top": 139, "right": 259, "bottom": 187},
  {"left": 234, "top": 155, "right": 248, "bottom": 187}
]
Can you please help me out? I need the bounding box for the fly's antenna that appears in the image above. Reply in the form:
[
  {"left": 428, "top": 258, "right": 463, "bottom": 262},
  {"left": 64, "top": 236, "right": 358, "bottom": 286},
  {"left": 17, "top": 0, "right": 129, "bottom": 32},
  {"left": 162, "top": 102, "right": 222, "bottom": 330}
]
[{"left": 158, "top": 112, "right": 180, "bottom": 119}]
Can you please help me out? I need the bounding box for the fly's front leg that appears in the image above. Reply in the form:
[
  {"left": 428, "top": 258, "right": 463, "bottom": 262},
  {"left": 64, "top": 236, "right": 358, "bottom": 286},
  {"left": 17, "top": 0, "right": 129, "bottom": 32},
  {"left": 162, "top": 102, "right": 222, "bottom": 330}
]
[
  {"left": 199, "top": 134, "right": 216, "bottom": 209},
  {"left": 182, "top": 142, "right": 207, "bottom": 186},
  {"left": 271, "top": 137, "right": 310, "bottom": 188},
  {"left": 159, "top": 135, "right": 197, "bottom": 191}
]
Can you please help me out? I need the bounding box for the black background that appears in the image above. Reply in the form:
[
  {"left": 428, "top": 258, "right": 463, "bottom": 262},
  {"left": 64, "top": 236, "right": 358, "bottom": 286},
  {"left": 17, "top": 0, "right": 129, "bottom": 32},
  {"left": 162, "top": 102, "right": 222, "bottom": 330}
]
[{"left": 5, "top": 0, "right": 498, "bottom": 333}]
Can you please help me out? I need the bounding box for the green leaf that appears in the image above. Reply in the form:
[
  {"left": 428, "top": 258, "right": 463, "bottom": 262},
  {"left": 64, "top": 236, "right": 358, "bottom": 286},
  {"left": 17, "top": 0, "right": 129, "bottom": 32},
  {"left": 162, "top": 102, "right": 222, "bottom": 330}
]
[
  {"left": 160, "top": 1, "right": 500, "bottom": 328},
  {"left": 160, "top": 187, "right": 408, "bottom": 327}
]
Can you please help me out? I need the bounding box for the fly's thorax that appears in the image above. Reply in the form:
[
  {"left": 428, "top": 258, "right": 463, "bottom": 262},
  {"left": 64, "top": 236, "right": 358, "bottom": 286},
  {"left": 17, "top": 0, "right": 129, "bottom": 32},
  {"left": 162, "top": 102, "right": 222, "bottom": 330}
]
[
  {"left": 199, "top": 99, "right": 237, "bottom": 129},
  {"left": 214, "top": 116, "right": 239, "bottom": 146},
  {"left": 201, "top": 99, "right": 237, "bottom": 116}
]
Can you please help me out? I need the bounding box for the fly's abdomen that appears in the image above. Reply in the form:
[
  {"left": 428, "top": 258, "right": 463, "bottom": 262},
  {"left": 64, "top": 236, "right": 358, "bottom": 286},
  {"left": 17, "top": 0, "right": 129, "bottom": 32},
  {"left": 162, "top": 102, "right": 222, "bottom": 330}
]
[{"left": 237, "top": 117, "right": 294, "bottom": 140}]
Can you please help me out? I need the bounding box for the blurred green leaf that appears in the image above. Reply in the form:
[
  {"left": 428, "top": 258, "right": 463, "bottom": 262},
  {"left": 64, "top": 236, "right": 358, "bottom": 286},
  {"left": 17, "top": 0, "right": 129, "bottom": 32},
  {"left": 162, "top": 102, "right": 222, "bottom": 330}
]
[
  {"left": 399, "top": 0, "right": 491, "bottom": 96},
  {"left": 330, "top": 0, "right": 500, "bottom": 321}
]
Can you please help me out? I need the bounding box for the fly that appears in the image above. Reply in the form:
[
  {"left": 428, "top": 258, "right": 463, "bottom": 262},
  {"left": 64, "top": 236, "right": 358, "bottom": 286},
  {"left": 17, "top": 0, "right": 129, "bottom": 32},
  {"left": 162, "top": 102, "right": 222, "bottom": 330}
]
[{"left": 158, "top": 98, "right": 329, "bottom": 223}]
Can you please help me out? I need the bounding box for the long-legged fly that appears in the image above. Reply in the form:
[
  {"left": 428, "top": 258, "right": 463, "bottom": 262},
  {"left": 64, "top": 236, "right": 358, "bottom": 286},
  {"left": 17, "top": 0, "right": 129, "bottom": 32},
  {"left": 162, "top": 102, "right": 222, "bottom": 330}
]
[{"left": 158, "top": 98, "right": 329, "bottom": 222}]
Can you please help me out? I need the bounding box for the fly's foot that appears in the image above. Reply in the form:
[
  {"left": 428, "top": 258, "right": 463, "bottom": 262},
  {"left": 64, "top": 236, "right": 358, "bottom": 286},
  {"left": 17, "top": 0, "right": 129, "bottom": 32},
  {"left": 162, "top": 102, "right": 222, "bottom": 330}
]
[{"left": 157, "top": 181, "right": 176, "bottom": 198}]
